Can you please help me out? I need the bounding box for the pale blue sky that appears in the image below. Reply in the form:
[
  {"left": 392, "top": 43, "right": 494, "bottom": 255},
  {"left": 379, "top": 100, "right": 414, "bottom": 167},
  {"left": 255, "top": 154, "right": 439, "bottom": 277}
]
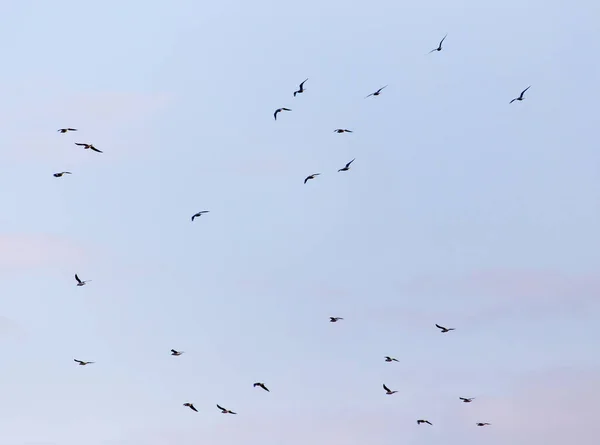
[{"left": 1, "top": 1, "right": 599, "bottom": 444}]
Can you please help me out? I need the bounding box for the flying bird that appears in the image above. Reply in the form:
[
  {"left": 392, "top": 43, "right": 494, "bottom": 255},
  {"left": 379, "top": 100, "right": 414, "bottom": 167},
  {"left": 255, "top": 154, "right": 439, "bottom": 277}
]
[
  {"left": 253, "top": 382, "right": 269, "bottom": 392},
  {"left": 74, "top": 359, "right": 94, "bottom": 366},
  {"left": 383, "top": 384, "right": 397, "bottom": 395},
  {"left": 510, "top": 86, "right": 531, "bottom": 104},
  {"left": 53, "top": 172, "right": 72, "bottom": 178},
  {"left": 293, "top": 78, "right": 308, "bottom": 97},
  {"left": 417, "top": 420, "right": 433, "bottom": 425},
  {"left": 334, "top": 129, "right": 353, "bottom": 133},
  {"left": 183, "top": 403, "right": 198, "bottom": 412},
  {"left": 429, "top": 34, "right": 448, "bottom": 53},
  {"left": 58, "top": 128, "right": 77, "bottom": 133},
  {"left": 304, "top": 173, "right": 320, "bottom": 184},
  {"left": 338, "top": 158, "right": 355, "bottom": 172},
  {"left": 274, "top": 108, "right": 291, "bottom": 120},
  {"left": 460, "top": 397, "right": 475, "bottom": 403},
  {"left": 385, "top": 356, "right": 399, "bottom": 362},
  {"left": 366, "top": 86, "right": 387, "bottom": 98},
  {"left": 171, "top": 349, "right": 184, "bottom": 356},
  {"left": 75, "top": 274, "right": 91, "bottom": 287},
  {"left": 329, "top": 317, "right": 343, "bottom": 322},
  {"left": 435, "top": 323, "right": 455, "bottom": 333},
  {"left": 191, "top": 211, "right": 209, "bottom": 221},
  {"left": 476, "top": 423, "right": 491, "bottom": 427},
  {"left": 75, "top": 142, "right": 102, "bottom": 153},
  {"left": 217, "top": 404, "right": 236, "bottom": 414}
]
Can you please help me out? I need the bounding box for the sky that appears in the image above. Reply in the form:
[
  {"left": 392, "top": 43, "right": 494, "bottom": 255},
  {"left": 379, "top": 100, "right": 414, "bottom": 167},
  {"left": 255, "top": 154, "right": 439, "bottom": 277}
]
[{"left": 0, "top": 0, "right": 599, "bottom": 444}]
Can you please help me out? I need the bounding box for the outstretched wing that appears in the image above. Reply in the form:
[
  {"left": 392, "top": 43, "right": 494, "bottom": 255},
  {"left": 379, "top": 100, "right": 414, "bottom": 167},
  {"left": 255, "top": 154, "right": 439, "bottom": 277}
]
[
  {"left": 90, "top": 146, "right": 103, "bottom": 153},
  {"left": 75, "top": 274, "right": 82, "bottom": 284},
  {"left": 345, "top": 158, "right": 356, "bottom": 168},
  {"left": 217, "top": 404, "right": 225, "bottom": 411},
  {"left": 520, "top": 85, "right": 531, "bottom": 97},
  {"left": 435, "top": 324, "right": 445, "bottom": 330},
  {"left": 383, "top": 383, "right": 390, "bottom": 392}
]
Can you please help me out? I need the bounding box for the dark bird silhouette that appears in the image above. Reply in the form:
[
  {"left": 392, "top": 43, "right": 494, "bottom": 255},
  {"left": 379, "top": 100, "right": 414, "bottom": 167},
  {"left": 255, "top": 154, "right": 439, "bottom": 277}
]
[
  {"left": 429, "top": 34, "right": 448, "bottom": 53},
  {"left": 74, "top": 359, "right": 94, "bottom": 366},
  {"left": 293, "top": 79, "right": 308, "bottom": 97},
  {"left": 366, "top": 86, "right": 387, "bottom": 98},
  {"left": 460, "top": 397, "right": 475, "bottom": 403},
  {"left": 171, "top": 349, "right": 184, "bottom": 356},
  {"left": 383, "top": 383, "right": 397, "bottom": 395},
  {"left": 75, "top": 142, "right": 102, "bottom": 153},
  {"left": 75, "top": 274, "right": 91, "bottom": 287},
  {"left": 510, "top": 86, "right": 531, "bottom": 104},
  {"left": 417, "top": 420, "right": 433, "bottom": 425},
  {"left": 435, "top": 323, "right": 454, "bottom": 333},
  {"left": 183, "top": 403, "right": 198, "bottom": 412},
  {"left": 304, "top": 173, "right": 320, "bottom": 184},
  {"left": 253, "top": 382, "right": 269, "bottom": 392},
  {"left": 58, "top": 128, "right": 77, "bottom": 133},
  {"left": 476, "top": 423, "right": 491, "bottom": 427},
  {"left": 329, "top": 317, "right": 343, "bottom": 322},
  {"left": 217, "top": 404, "right": 236, "bottom": 414},
  {"left": 274, "top": 108, "right": 291, "bottom": 120},
  {"left": 191, "top": 211, "right": 209, "bottom": 221},
  {"left": 338, "top": 158, "right": 355, "bottom": 172},
  {"left": 385, "top": 356, "right": 399, "bottom": 362},
  {"left": 334, "top": 129, "right": 353, "bottom": 133},
  {"left": 53, "top": 172, "right": 72, "bottom": 178}
]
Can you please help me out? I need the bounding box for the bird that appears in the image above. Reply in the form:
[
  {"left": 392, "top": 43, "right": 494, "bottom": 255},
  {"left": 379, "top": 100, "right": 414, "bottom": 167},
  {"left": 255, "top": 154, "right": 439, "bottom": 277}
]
[
  {"left": 384, "top": 356, "right": 399, "bottom": 362},
  {"left": 253, "top": 382, "right": 269, "bottom": 392},
  {"left": 510, "top": 86, "right": 531, "bottom": 104},
  {"left": 429, "top": 34, "right": 448, "bottom": 53},
  {"left": 171, "top": 349, "right": 184, "bottom": 356},
  {"left": 74, "top": 359, "right": 94, "bottom": 366},
  {"left": 383, "top": 384, "right": 397, "bottom": 395},
  {"left": 75, "top": 274, "right": 91, "bottom": 287},
  {"left": 58, "top": 128, "right": 77, "bottom": 133},
  {"left": 476, "top": 423, "right": 491, "bottom": 427},
  {"left": 334, "top": 129, "right": 353, "bottom": 133},
  {"left": 460, "top": 397, "right": 475, "bottom": 403},
  {"left": 183, "top": 403, "right": 198, "bottom": 412},
  {"left": 293, "top": 78, "right": 308, "bottom": 97},
  {"left": 329, "top": 317, "right": 343, "bottom": 322},
  {"left": 217, "top": 404, "right": 236, "bottom": 414},
  {"left": 53, "top": 172, "right": 72, "bottom": 178},
  {"left": 75, "top": 142, "right": 102, "bottom": 153},
  {"left": 417, "top": 420, "right": 433, "bottom": 425},
  {"left": 304, "top": 173, "right": 320, "bottom": 184},
  {"left": 274, "top": 108, "right": 291, "bottom": 120},
  {"left": 435, "top": 323, "right": 455, "bottom": 333},
  {"left": 337, "top": 158, "right": 355, "bottom": 172},
  {"left": 366, "top": 86, "right": 387, "bottom": 98},
  {"left": 191, "top": 211, "right": 209, "bottom": 221}
]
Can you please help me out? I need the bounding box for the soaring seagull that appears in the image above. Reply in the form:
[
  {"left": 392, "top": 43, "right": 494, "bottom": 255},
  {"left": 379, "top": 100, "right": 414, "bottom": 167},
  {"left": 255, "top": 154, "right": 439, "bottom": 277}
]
[
  {"left": 460, "top": 397, "right": 475, "bottom": 403},
  {"left": 253, "top": 382, "right": 270, "bottom": 392},
  {"left": 58, "top": 128, "right": 77, "bottom": 133},
  {"left": 53, "top": 171, "right": 72, "bottom": 178},
  {"left": 366, "top": 86, "right": 387, "bottom": 98},
  {"left": 74, "top": 359, "right": 95, "bottom": 366},
  {"left": 304, "top": 173, "right": 320, "bottom": 184},
  {"left": 417, "top": 420, "right": 433, "bottom": 425},
  {"left": 429, "top": 34, "right": 448, "bottom": 53},
  {"left": 435, "top": 323, "right": 455, "bottom": 333},
  {"left": 274, "top": 108, "right": 291, "bottom": 120},
  {"left": 217, "top": 404, "right": 237, "bottom": 414},
  {"left": 293, "top": 79, "right": 308, "bottom": 97},
  {"left": 476, "top": 423, "right": 491, "bottom": 427},
  {"left": 385, "top": 356, "right": 399, "bottom": 362},
  {"left": 183, "top": 403, "right": 198, "bottom": 412},
  {"left": 510, "top": 86, "right": 531, "bottom": 104},
  {"left": 171, "top": 349, "right": 184, "bottom": 356},
  {"left": 75, "top": 274, "right": 91, "bottom": 287},
  {"left": 75, "top": 142, "right": 102, "bottom": 153},
  {"left": 334, "top": 129, "right": 353, "bottom": 133},
  {"left": 329, "top": 317, "right": 344, "bottom": 322},
  {"left": 383, "top": 383, "right": 397, "bottom": 395},
  {"left": 338, "top": 158, "right": 355, "bottom": 172},
  {"left": 191, "top": 210, "right": 209, "bottom": 221}
]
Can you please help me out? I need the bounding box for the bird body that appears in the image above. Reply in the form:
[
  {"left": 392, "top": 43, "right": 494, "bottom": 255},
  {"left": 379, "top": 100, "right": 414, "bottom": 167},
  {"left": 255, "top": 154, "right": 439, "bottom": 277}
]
[
  {"left": 460, "top": 397, "right": 475, "bottom": 403},
  {"left": 476, "top": 423, "right": 491, "bottom": 427},
  {"left": 217, "top": 404, "right": 236, "bottom": 414},
  {"left": 334, "top": 129, "right": 353, "bottom": 133},
  {"left": 329, "top": 317, "right": 343, "bottom": 322},
  {"left": 417, "top": 420, "right": 433, "bottom": 425},
  {"left": 58, "top": 128, "right": 77, "bottom": 133},
  {"left": 293, "top": 78, "right": 308, "bottom": 97},
  {"left": 274, "top": 108, "right": 291, "bottom": 120},
  {"left": 253, "top": 382, "right": 269, "bottom": 392},
  {"left": 385, "top": 356, "right": 399, "bottom": 362},
  {"left": 383, "top": 383, "right": 397, "bottom": 395},
  {"left": 304, "top": 173, "right": 320, "bottom": 184},
  {"left": 366, "top": 86, "right": 387, "bottom": 98},
  {"left": 75, "top": 274, "right": 91, "bottom": 287},
  {"left": 435, "top": 323, "right": 454, "bottom": 333},
  {"left": 183, "top": 403, "right": 198, "bottom": 412},
  {"left": 171, "top": 349, "right": 184, "bottom": 356},
  {"left": 53, "top": 172, "right": 72, "bottom": 178},
  {"left": 191, "top": 210, "right": 209, "bottom": 221},
  {"left": 75, "top": 142, "right": 102, "bottom": 153},
  {"left": 74, "top": 359, "right": 94, "bottom": 366},
  {"left": 510, "top": 86, "right": 531, "bottom": 103},
  {"left": 338, "top": 158, "right": 355, "bottom": 172}
]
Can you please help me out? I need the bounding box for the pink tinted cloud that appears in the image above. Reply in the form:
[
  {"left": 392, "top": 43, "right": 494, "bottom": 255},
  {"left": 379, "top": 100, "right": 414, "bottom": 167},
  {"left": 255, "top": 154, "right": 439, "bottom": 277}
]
[{"left": 0, "top": 233, "right": 86, "bottom": 271}]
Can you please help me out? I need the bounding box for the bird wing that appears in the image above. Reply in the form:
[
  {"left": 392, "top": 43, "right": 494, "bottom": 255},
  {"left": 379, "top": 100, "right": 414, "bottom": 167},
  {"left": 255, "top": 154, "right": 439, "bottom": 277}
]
[
  {"left": 263, "top": 385, "right": 269, "bottom": 392},
  {"left": 68, "top": 128, "right": 77, "bottom": 131},
  {"left": 74, "top": 143, "right": 86, "bottom": 146},
  {"left": 365, "top": 93, "right": 374, "bottom": 98},
  {"left": 274, "top": 110, "right": 279, "bottom": 120},
  {"left": 90, "top": 146, "right": 103, "bottom": 153},
  {"left": 426, "top": 421, "right": 432, "bottom": 425},
  {"left": 217, "top": 404, "right": 225, "bottom": 411},
  {"left": 435, "top": 324, "right": 445, "bottom": 330},
  {"left": 304, "top": 176, "right": 311, "bottom": 184},
  {"left": 520, "top": 85, "right": 531, "bottom": 97},
  {"left": 171, "top": 349, "right": 178, "bottom": 353},
  {"left": 74, "top": 359, "right": 82, "bottom": 364},
  {"left": 300, "top": 78, "right": 308, "bottom": 88},
  {"left": 383, "top": 384, "right": 390, "bottom": 392},
  {"left": 229, "top": 411, "right": 237, "bottom": 414},
  {"left": 191, "top": 405, "right": 198, "bottom": 412},
  {"left": 345, "top": 158, "right": 356, "bottom": 168},
  {"left": 75, "top": 274, "right": 82, "bottom": 284},
  {"left": 378, "top": 85, "right": 388, "bottom": 92},
  {"left": 509, "top": 98, "right": 517, "bottom": 104},
  {"left": 282, "top": 108, "right": 291, "bottom": 111},
  {"left": 440, "top": 34, "right": 448, "bottom": 46}
]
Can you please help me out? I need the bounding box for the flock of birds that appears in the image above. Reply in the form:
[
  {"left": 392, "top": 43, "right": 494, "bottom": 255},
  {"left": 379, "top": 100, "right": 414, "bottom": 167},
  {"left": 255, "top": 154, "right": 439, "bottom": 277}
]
[{"left": 50, "top": 32, "right": 535, "bottom": 428}]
